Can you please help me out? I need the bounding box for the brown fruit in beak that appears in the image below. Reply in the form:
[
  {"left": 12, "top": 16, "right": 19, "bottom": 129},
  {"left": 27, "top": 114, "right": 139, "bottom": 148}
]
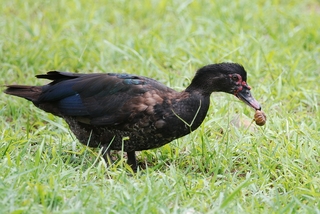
[{"left": 254, "top": 110, "right": 266, "bottom": 126}]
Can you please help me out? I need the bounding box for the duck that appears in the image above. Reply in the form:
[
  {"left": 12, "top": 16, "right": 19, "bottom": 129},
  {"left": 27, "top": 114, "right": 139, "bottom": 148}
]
[{"left": 4, "top": 62, "right": 262, "bottom": 170}]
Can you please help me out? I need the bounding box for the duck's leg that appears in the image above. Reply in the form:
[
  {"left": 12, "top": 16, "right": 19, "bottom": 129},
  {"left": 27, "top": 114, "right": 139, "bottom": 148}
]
[
  {"left": 127, "top": 151, "right": 137, "bottom": 171},
  {"left": 101, "top": 145, "right": 113, "bottom": 165}
]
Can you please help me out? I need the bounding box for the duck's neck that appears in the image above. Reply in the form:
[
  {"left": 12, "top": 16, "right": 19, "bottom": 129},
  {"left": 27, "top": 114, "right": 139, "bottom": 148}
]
[{"left": 172, "top": 90, "right": 211, "bottom": 132}]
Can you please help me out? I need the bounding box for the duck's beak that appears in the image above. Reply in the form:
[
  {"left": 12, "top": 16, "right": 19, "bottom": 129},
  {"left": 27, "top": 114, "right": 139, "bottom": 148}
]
[{"left": 236, "top": 87, "right": 261, "bottom": 110}]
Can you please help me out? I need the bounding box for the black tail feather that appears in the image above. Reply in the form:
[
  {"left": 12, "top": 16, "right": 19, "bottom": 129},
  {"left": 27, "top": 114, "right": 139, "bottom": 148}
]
[
  {"left": 4, "top": 85, "right": 42, "bottom": 102},
  {"left": 36, "top": 71, "right": 81, "bottom": 81}
]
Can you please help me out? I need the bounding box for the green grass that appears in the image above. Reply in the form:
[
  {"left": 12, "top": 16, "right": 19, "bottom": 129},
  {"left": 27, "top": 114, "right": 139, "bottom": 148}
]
[{"left": 1, "top": 0, "right": 320, "bottom": 213}]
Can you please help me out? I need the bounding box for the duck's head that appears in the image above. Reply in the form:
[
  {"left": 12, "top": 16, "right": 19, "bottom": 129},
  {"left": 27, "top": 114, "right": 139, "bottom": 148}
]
[{"left": 187, "top": 62, "right": 261, "bottom": 110}]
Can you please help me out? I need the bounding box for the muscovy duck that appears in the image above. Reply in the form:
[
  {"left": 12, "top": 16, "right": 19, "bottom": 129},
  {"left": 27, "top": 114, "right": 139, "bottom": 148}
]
[{"left": 5, "top": 63, "right": 261, "bottom": 170}]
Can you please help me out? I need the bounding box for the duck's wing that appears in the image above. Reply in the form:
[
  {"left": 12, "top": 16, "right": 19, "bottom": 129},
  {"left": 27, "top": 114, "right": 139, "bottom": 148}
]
[{"left": 6, "top": 71, "right": 174, "bottom": 127}]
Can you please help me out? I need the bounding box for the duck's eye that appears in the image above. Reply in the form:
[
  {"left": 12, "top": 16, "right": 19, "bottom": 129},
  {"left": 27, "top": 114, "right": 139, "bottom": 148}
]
[{"left": 232, "top": 75, "right": 239, "bottom": 81}]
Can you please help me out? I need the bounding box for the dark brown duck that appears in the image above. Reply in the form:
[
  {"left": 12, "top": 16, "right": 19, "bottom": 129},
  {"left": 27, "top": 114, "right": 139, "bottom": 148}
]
[{"left": 4, "top": 63, "right": 262, "bottom": 170}]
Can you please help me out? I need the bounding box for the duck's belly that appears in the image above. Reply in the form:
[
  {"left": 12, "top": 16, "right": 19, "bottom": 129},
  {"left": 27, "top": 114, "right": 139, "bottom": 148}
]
[{"left": 64, "top": 117, "right": 184, "bottom": 151}]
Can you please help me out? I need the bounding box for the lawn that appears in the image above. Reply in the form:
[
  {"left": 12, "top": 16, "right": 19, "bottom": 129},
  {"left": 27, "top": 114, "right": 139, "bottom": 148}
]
[{"left": 1, "top": 0, "right": 319, "bottom": 213}]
